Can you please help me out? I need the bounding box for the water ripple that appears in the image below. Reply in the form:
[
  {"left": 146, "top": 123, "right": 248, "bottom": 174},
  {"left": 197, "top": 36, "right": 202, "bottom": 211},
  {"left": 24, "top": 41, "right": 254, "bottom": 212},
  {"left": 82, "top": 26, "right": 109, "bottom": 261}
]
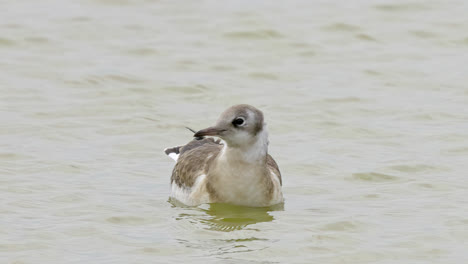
[{"left": 351, "top": 172, "right": 399, "bottom": 182}]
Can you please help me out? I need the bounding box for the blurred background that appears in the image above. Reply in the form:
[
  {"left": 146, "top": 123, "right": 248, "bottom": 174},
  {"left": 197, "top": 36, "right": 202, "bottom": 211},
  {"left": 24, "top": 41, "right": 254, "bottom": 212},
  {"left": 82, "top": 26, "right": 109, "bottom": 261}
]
[{"left": 1, "top": 0, "right": 467, "bottom": 263}]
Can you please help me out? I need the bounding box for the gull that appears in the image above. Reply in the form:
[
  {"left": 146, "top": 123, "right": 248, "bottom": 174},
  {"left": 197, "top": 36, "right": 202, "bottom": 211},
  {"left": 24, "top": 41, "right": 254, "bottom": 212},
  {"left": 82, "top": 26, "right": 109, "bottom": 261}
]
[{"left": 164, "top": 104, "right": 283, "bottom": 207}]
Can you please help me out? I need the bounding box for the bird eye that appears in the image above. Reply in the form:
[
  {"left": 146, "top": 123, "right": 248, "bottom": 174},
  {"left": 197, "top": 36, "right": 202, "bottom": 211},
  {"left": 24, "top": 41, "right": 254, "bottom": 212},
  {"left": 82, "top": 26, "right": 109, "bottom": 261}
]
[{"left": 232, "top": 117, "right": 245, "bottom": 127}]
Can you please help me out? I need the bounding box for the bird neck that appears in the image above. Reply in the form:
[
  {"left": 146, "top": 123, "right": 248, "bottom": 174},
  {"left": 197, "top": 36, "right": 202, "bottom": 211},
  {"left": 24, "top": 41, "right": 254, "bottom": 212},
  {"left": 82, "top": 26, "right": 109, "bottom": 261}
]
[{"left": 220, "top": 128, "right": 269, "bottom": 165}]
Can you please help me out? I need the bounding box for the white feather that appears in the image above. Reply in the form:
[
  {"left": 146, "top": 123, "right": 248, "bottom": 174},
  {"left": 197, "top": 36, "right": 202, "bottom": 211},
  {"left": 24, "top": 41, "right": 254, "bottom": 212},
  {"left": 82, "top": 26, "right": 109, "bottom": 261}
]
[
  {"left": 164, "top": 147, "right": 180, "bottom": 162},
  {"left": 168, "top": 153, "right": 179, "bottom": 162},
  {"left": 170, "top": 174, "right": 209, "bottom": 206}
]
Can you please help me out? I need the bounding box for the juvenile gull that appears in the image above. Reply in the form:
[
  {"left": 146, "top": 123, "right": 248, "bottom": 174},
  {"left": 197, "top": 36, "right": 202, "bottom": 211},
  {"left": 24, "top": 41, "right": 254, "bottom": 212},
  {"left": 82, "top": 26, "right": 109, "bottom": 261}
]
[{"left": 164, "top": 104, "right": 283, "bottom": 207}]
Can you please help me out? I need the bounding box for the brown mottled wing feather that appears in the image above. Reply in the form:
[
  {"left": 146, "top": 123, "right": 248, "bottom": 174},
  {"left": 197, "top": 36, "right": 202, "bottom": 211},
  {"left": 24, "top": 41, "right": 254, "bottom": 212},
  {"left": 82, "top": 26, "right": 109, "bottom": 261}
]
[
  {"left": 267, "top": 154, "right": 282, "bottom": 185},
  {"left": 179, "top": 138, "right": 221, "bottom": 154},
  {"left": 171, "top": 138, "right": 222, "bottom": 188}
]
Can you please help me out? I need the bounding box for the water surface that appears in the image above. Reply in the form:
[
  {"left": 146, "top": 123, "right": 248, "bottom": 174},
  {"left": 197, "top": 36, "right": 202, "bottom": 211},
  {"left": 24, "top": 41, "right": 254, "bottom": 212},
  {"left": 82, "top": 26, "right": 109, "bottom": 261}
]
[{"left": 1, "top": 0, "right": 468, "bottom": 263}]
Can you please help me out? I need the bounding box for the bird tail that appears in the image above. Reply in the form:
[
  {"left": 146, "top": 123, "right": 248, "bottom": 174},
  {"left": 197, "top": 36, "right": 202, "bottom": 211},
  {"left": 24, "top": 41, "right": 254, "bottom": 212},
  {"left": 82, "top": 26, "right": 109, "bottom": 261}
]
[
  {"left": 164, "top": 146, "right": 182, "bottom": 162},
  {"left": 164, "top": 127, "right": 205, "bottom": 162}
]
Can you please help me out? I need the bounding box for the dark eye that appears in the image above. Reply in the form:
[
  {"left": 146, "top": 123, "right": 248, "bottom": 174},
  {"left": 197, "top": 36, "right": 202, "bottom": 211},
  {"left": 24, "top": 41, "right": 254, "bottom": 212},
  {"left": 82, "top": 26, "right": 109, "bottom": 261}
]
[{"left": 232, "top": 117, "right": 245, "bottom": 127}]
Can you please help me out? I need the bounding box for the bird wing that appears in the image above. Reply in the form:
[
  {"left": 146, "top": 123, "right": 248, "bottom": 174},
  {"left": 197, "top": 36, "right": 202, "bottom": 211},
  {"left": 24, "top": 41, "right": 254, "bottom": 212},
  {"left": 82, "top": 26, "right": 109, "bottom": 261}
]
[
  {"left": 170, "top": 138, "right": 223, "bottom": 189},
  {"left": 267, "top": 154, "right": 282, "bottom": 185}
]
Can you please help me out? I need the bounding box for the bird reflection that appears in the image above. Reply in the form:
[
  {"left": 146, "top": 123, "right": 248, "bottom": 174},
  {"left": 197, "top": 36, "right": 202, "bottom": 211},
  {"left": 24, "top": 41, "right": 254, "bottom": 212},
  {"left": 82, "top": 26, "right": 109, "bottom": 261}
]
[{"left": 170, "top": 198, "right": 283, "bottom": 232}]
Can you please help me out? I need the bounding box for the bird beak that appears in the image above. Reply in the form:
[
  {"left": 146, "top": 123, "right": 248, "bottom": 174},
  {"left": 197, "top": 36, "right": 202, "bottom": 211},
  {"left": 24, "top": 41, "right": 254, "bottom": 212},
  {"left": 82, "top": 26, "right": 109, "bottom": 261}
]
[{"left": 194, "top": 126, "right": 226, "bottom": 138}]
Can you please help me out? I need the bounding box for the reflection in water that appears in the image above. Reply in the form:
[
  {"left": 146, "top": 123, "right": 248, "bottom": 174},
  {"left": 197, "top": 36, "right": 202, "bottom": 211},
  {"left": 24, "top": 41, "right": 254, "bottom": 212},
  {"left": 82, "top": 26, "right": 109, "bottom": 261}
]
[
  {"left": 170, "top": 198, "right": 283, "bottom": 232},
  {"left": 170, "top": 200, "right": 282, "bottom": 261},
  {"left": 200, "top": 203, "right": 282, "bottom": 232}
]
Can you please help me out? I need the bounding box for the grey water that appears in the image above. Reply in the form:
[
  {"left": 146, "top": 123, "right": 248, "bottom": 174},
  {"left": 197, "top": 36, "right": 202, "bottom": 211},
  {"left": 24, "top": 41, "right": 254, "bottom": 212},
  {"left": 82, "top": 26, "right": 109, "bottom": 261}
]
[{"left": 1, "top": 0, "right": 468, "bottom": 263}]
